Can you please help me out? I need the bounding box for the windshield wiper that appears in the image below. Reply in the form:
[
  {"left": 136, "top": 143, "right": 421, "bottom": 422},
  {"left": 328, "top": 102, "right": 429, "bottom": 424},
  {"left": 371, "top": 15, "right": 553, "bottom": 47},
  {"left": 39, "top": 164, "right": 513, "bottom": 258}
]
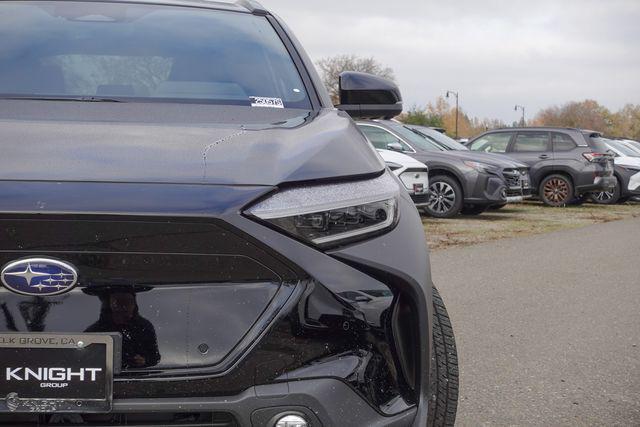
[{"left": 0, "top": 95, "right": 125, "bottom": 103}]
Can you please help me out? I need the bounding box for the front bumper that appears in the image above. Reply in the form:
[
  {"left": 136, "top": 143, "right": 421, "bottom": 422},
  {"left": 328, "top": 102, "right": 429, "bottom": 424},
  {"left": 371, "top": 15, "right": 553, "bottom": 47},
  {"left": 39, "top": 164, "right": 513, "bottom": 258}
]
[
  {"left": 0, "top": 379, "right": 417, "bottom": 426},
  {"left": 410, "top": 192, "right": 430, "bottom": 207},
  {"left": 463, "top": 173, "right": 507, "bottom": 206},
  {"left": 576, "top": 175, "right": 617, "bottom": 194},
  {"left": 627, "top": 171, "right": 640, "bottom": 193},
  {"left": 0, "top": 180, "right": 433, "bottom": 427}
]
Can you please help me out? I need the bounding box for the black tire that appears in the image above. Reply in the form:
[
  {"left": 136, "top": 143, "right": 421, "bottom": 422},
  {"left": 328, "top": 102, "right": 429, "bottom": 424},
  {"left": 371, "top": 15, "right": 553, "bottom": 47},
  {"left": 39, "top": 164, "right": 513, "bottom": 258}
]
[
  {"left": 619, "top": 196, "right": 631, "bottom": 204},
  {"left": 425, "top": 175, "right": 463, "bottom": 218},
  {"left": 428, "top": 286, "right": 459, "bottom": 427},
  {"left": 539, "top": 174, "right": 574, "bottom": 207},
  {"left": 591, "top": 178, "right": 621, "bottom": 205},
  {"left": 570, "top": 194, "right": 587, "bottom": 205},
  {"left": 461, "top": 204, "right": 487, "bottom": 215}
]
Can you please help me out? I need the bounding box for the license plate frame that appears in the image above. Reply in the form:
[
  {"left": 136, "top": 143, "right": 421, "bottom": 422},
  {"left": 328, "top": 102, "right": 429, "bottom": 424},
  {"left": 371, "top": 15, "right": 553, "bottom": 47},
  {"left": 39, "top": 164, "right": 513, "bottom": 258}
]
[{"left": 0, "top": 333, "right": 116, "bottom": 413}]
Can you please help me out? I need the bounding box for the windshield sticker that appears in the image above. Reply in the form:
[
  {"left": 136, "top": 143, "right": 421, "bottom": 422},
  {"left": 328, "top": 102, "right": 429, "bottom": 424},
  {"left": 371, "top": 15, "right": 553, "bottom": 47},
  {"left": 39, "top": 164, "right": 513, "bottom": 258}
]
[{"left": 250, "top": 96, "right": 285, "bottom": 109}]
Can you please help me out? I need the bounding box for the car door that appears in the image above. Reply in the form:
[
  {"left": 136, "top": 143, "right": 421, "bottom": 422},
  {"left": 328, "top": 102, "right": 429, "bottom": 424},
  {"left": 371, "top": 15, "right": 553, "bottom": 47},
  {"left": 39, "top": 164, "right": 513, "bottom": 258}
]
[
  {"left": 551, "top": 131, "right": 581, "bottom": 170},
  {"left": 507, "top": 131, "right": 552, "bottom": 188}
]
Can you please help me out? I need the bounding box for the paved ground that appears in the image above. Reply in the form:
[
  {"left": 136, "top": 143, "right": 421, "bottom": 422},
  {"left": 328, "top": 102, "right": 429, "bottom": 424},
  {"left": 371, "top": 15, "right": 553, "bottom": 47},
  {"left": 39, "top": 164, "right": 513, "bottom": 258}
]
[{"left": 431, "top": 217, "right": 640, "bottom": 426}]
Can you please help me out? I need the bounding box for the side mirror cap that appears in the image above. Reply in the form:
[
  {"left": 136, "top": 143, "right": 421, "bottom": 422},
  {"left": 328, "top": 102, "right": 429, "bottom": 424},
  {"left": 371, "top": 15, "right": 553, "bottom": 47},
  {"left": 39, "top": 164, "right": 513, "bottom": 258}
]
[
  {"left": 336, "top": 71, "right": 403, "bottom": 119},
  {"left": 387, "top": 142, "right": 404, "bottom": 152}
]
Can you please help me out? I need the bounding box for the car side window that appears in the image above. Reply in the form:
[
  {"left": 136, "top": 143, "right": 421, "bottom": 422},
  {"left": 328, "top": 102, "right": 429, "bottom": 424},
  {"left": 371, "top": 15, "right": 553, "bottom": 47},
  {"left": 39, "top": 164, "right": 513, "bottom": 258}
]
[
  {"left": 512, "top": 132, "right": 550, "bottom": 152},
  {"left": 358, "top": 125, "right": 410, "bottom": 151},
  {"left": 552, "top": 132, "right": 577, "bottom": 151},
  {"left": 469, "top": 133, "right": 513, "bottom": 153}
]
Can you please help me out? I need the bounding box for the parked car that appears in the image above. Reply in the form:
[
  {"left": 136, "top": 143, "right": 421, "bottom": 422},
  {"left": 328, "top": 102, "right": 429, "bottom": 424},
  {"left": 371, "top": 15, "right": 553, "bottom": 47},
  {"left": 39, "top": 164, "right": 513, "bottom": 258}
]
[
  {"left": 407, "top": 125, "right": 471, "bottom": 151},
  {"left": 617, "top": 139, "right": 640, "bottom": 155},
  {"left": 590, "top": 139, "right": 640, "bottom": 204},
  {"left": 466, "top": 127, "right": 616, "bottom": 207},
  {"left": 357, "top": 120, "right": 530, "bottom": 217},
  {"left": 0, "top": 1, "right": 458, "bottom": 426},
  {"left": 408, "top": 125, "right": 533, "bottom": 209},
  {"left": 377, "top": 149, "right": 431, "bottom": 208}
]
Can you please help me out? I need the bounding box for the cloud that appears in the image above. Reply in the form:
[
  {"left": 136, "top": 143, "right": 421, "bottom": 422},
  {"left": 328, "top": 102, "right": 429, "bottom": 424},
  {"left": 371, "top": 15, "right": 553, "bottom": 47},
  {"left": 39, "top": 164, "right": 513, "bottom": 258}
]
[{"left": 265, "top": 0, "right": 640, "bottom": 122}]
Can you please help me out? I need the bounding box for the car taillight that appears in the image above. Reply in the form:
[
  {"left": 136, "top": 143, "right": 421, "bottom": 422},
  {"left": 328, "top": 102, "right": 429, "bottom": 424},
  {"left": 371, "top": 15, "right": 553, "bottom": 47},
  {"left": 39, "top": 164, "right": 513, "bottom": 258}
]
[{"left": 582, "top": 152, "right": 608, "bottom": 162}]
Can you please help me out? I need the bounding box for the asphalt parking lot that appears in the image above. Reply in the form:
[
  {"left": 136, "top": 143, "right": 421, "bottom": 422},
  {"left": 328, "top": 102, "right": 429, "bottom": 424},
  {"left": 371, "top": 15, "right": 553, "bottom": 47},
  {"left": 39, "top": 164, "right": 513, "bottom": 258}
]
[{"left": 431, "top": 217, "right": 640, "bottom": 426}]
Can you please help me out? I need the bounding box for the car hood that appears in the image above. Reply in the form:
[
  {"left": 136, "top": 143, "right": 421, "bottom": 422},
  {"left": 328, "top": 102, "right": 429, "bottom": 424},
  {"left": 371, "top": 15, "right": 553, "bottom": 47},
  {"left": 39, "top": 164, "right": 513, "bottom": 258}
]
[
  {"left": 435, "top": 150, "right": 527, "bottom": 168},
  {"left": 614, "top": 156, "right": 640, "bottom": 168},
  {"left": 0, "top": 101, "right": 383, "bottom": 186},
  {"left": 376, "top": 149, "right": 428, "bottom": 169}
]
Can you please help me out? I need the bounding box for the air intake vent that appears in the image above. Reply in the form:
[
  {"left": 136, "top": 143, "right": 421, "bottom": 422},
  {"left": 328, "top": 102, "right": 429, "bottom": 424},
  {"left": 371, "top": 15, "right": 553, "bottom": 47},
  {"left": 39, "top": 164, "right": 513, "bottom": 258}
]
[{"left": 0, "top": 411, "right": 237, "bottom": 426}]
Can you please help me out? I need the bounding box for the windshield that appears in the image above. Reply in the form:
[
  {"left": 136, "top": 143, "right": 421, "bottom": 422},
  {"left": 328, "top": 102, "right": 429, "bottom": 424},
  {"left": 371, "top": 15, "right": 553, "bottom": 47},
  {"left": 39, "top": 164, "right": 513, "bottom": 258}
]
[
  {"left": 620, "top": 140, "right": 640, "bottom": 155},
  {"left": 0, "top": 2, "right": 311, "bottom": 108},
  {"left": 604, "top": 139, "right": 640, "bottom": 157},
  {"left": 386, "top": 123, "right": 445, "bottom": 152},
  {"left": 409, "top": 126, "right": 469, "bottom": 151}
]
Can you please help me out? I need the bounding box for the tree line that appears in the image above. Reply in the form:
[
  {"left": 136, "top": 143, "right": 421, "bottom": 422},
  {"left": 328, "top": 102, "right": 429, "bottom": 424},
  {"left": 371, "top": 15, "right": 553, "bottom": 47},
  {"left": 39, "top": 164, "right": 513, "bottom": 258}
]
[{"left": 317, "top": 55, "right": 640, "bottom": 140}]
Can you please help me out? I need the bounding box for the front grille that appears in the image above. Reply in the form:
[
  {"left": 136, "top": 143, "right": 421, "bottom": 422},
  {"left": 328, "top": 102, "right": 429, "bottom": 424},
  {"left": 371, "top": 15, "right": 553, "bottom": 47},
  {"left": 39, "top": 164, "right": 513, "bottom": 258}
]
[
  {"left": 503, "top": 168, "right": 530, "bottom": 190},
  {"left": 0, "top": 216, "right": 299, "bottom": 379},
  {"left": 0, "top": 412, "right": 237, "bottom": 426},
  {"left": 503, "top": 169, "right": 522, "bottom": 188}
]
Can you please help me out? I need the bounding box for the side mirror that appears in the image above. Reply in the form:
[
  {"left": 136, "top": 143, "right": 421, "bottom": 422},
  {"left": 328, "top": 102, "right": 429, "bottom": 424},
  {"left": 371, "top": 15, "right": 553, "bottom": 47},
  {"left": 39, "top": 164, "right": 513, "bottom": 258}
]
[
  {"left": 336, "top": 71, "right": 403, "bottom": 119},
  {"left": 387, "top": 142, "right": 404, "bottom": 152}
]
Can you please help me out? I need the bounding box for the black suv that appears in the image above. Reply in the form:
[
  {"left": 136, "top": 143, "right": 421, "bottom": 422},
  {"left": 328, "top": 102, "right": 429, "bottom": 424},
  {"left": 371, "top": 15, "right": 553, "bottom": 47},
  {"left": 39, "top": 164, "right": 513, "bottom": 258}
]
[
  {"left": 0, "top": 1, "right": 457, "bottom": 426},
  {"left": 467, "top": 127, "right": 616, "bottom": 206},
  {"left": 357, "top": 120, "right": 531, "bottom": 217}
]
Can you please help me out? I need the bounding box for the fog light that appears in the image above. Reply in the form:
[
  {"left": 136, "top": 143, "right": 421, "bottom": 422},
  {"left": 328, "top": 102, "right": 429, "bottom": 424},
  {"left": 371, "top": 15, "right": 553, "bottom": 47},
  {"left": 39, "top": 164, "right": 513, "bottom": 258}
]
[{"left": 274, "top": 414, "right": 308, "bottom": 427}]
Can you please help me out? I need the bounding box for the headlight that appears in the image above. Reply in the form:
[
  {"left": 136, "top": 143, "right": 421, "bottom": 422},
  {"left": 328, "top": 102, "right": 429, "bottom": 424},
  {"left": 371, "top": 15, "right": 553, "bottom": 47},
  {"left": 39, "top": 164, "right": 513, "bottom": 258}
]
[
  {"left": 247, "top": 173, "right": 400, "bottom": 248},
  {"left": 386, "top": 162, "right": 403, "bottom": 171},
  {"left": 463, "top": 160, "right": 495, "bottom": 173}
]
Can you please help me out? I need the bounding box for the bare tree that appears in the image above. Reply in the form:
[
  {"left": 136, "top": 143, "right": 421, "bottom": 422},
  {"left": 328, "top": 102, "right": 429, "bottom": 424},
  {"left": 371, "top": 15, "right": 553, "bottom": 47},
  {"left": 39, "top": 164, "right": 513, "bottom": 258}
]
[{"left": 316, "top": 54, "right": 395, "bottom": 104}]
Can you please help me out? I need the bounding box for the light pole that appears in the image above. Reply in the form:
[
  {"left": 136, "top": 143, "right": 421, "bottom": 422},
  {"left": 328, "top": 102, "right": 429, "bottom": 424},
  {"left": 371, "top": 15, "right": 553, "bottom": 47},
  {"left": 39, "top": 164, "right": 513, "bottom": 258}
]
[
  {"left": 514, "top": 105, "right": 525, "bottom": 126},
  {"left": 446, "top": 90, "right": 459, "bottom": 139}
]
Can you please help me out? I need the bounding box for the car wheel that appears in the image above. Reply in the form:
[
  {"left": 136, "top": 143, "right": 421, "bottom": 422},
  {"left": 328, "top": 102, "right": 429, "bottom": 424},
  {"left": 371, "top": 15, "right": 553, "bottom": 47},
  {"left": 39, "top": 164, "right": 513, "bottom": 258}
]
[
  {"left": 540, "top": 174, "right": 574, "bottom": 207},
  {"left": 428, "top": 286, "right": 459, "bottom": 427},
  {"left": 461, "top": 204, "right": 487, "bottom": 215},
  {"left": 591, "top": 178, "right": 621, "bottom": 205},
  {"left": 425, "top": 176, "right": 463, "bottom": 218}
]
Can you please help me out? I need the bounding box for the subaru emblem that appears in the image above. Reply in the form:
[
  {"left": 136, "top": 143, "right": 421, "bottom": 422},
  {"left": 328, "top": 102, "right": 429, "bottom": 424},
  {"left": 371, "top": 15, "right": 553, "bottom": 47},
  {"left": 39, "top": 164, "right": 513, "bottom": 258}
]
[{"left": 0, "top": 258, "right": 78, "bottom": 296}]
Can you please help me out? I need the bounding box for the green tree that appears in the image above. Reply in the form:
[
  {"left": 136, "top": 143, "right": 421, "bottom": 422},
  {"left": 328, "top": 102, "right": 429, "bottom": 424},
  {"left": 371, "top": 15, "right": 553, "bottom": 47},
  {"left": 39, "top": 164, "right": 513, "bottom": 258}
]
[{"left": 400, "top": 106, "right": 444, "bottom": 128}]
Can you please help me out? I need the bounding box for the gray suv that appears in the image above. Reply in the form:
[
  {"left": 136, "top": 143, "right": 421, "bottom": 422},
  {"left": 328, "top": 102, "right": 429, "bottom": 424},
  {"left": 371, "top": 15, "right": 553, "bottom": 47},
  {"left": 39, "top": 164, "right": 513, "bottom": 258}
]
[
  {"left": 357, "top": 120, "right": 531, "bottom": 217},
  {"left": 467, "top": 127, "right": 616, "bottom": 206}
]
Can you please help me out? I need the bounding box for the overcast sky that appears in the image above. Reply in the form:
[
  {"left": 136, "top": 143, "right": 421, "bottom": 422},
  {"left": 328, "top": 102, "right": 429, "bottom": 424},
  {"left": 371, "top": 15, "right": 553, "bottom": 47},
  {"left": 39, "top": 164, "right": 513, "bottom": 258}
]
[{"left": 265, "top": 0, "right": 640, "bottom": 123}]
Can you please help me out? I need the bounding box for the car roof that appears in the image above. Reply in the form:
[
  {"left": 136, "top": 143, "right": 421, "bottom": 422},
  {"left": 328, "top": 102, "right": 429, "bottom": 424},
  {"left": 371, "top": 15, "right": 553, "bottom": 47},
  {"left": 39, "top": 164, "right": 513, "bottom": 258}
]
[
  {"left": 0, "top": 0, "right": 270, "bottom": 15},
  {"left": 481, "top": 126, "right": 588, "bottom": 133},
  {"left": 473, "top": 127, "right": 602, "bottom": 139}
]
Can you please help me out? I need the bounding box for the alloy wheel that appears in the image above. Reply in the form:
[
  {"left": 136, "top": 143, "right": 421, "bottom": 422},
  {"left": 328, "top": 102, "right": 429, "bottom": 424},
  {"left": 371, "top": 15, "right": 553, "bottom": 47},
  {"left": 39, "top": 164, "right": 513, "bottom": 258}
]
[
  {"left": 428, "top": 181, "right": 456, "bottom": 214},
  {"left": 543, "top": 178, "right": 570, "bottom": 204},
  {"left": 593, "top": 191, "right": 614, "bottom": 202}
]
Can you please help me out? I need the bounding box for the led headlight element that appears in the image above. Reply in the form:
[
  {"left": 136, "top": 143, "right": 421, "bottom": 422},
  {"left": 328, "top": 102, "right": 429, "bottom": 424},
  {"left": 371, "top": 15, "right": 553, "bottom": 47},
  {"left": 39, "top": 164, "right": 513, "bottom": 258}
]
[
  {"left": 463, "top": 160, "right": 495, "bottom": 173},
  {"left": 248, "top": 172, "right": 400, "bottom": 247}
]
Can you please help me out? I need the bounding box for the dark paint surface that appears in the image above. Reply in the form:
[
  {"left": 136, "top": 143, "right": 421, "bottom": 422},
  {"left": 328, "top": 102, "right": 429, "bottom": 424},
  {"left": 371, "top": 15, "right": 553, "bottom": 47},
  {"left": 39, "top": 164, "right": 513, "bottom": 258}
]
[
  {"left": 0, "top": 2, "right": 434, "bottom": 423},
  {"left": 0, "top": 102, "right": 383, "bottom": 186}
]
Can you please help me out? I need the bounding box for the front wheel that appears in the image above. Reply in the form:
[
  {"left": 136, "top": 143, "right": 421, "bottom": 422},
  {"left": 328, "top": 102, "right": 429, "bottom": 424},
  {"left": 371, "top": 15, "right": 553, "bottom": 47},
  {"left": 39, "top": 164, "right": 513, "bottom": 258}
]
[
  {"left": 539, "top": 174, "right": 574, "bottom": 207},
  {"left": 591, "top": 178, "right": 621, "bottom": 205},
  {"left": 425, "top": 176, "right": 463, "bottom": 218},
  {"left": 428, "top": 286, "right": 459, "bottom": 427}
]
